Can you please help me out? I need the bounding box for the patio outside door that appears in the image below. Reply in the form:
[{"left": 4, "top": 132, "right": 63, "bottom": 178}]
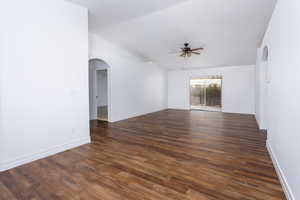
[{"left": 190, "top": 76, "right": 222, "bottom": 112}]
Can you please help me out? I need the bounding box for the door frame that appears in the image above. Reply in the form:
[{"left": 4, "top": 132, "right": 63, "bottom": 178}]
[
  {"left": 188, "top": 75, "right": 223, "bottom": 111},
  {"left": 89, "top": 58, "right": 111, "bottom": 122}
]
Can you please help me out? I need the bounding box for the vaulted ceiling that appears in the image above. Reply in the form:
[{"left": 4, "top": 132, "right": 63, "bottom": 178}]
[{"left": 68, "top": 0, "right": 276, "bottom": 69}]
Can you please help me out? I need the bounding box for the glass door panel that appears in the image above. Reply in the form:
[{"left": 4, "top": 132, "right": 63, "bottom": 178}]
[{"left": 190, "top": 77, "right": 222, "bottom": 112}]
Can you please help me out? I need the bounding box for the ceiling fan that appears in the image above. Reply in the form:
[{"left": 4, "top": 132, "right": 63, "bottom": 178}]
[{"left": 177, "top": 43, "right": 204, "bottom": 58}]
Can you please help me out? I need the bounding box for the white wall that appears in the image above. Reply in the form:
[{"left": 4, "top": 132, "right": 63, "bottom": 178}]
[
  {"left": 256, "top": 0, "right": 300, "bottom": 199},
  {"left": 0, "top": 0, "right": 89, "bottom": 171},
  {"left": 168, "top": 65, "right": 255, "bottom": 114},
  {"left": 255, "top": 47, "right": 268, "bottom": 130},
  {"left": 89, "top": 33, "right": 167, "bottom": 122},
  {"left": 97, "top": 70, "right": 108, "bottom": 107}
]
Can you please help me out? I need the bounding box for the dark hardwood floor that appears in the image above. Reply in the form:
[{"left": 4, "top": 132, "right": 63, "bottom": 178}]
[{"left": 0, "top": 109, "right": 285, "bottom": 200}]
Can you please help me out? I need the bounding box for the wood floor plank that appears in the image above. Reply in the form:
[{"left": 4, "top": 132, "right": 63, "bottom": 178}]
[{"left": 0, "top": 109, "right": 285, "bottom": 199}]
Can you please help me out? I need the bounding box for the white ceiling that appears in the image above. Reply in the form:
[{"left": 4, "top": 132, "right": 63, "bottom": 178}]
[
  {"left": 68, "top": 0, "right": 186, "bottom": 28},
  {"left": 68, "top": 0, "right": 276, "bottom": 69}
]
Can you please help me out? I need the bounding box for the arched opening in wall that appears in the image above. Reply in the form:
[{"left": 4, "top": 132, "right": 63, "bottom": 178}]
[{"left": 89, "top": 58, "right": 111, "bottom": 122}]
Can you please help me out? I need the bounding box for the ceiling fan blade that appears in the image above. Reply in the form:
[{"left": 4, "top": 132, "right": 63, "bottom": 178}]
[
  {"left": 192, "top": 52, "right": 201, "bottom": 55},
  {"left": 191, "top": 48, "right": 204, "bottom": 51},
  {"left": 180, "top": 52, "right": 185, "bottom": 57}
]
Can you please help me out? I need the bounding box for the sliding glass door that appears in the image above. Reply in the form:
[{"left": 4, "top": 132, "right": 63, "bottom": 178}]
[{"left": 190, "top": 76, "right": 222, "bottom": 112}]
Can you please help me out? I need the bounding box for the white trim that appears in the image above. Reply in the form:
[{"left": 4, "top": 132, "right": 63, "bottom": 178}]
[
  {"left": 266, "top": 140, "right": 295, "bottom": 200},
  {"left": 255, "top": 115, "right": 267, "bottom": 133},
  {"left": 110, "top": 108, "right": 167, "bottom": 123},
  {"left": 0, "top": 137, "right": 91, "bottom": 172},
  {"left": 167, "top": 107, "right": 190, "bottom": 111},
  {"left": 255, "top": 114, "right": 261, "bottom": 129}
]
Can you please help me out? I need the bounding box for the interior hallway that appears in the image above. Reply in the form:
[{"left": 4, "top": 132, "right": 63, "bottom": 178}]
[
  {"left": 97, "top": 106, "right": 108, "bottom": 121},
  {"left": 0, "top": 110, "right": 285, "bottom": 199}
]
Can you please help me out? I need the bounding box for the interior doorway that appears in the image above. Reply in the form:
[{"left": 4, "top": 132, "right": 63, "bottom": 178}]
[
  {"left": 96, "top": 70, "right": 108, "bottom": 121},
  {"left": 89, "top": 59, "right": 110, "bottom": 121},
  {"left": 190, "top": 76, "right": 222, "bottom": 112}
]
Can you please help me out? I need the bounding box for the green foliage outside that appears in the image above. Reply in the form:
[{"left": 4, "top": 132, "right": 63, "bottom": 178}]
[
  {"left": 190, "top": 83, "right": 221, "bottom": 106},
  {"left": 206, "top": 84, "right": 221, "bottom": 106}
]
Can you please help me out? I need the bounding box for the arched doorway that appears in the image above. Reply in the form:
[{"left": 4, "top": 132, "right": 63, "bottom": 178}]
[{"left": 89, "top": 58, "right": 111, "bottom": 121}]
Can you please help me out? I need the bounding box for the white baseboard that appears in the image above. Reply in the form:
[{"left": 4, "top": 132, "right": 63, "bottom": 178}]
[
  {"left": 110, "top": 108, "right": 167, "bottom": 123},
  {"left": 166, "top": 107, "right": 191, "bottom": 111},
  {"left": 0, "top": 137, "right": 91, "bottom": 172},
  {"left": 255, "top": 115, "right": 261, "bottom": 129},
  {"left": 266, "top": 140, "right": 295, "bottom": 200}
]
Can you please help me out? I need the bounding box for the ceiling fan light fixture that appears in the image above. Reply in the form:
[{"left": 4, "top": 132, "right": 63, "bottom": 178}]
[{"left": 176, "top": 43, "right": 204, "bottom": 58}]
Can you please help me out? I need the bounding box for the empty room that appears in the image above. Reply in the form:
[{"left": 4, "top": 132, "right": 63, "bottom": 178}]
[{"left": 0, "top": 0, "right": 299, "bottom": 199}]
